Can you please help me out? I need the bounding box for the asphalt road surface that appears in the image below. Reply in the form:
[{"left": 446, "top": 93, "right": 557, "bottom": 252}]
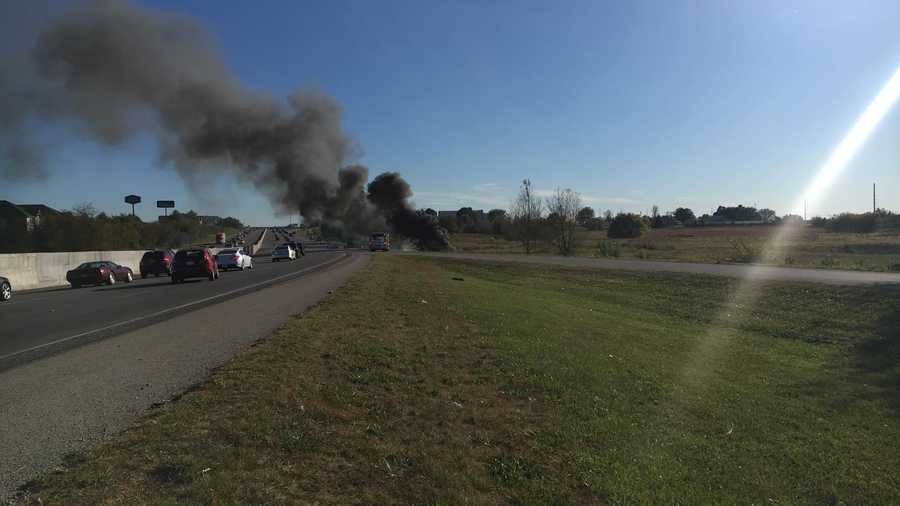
[
  {"left": 0, "top": 249, "right": 347, "bottom": 369},
  {"left": 0, "top": 251, "right": 369, "bottom": 497},
  {"left": 400, "top": 252, "right": 900, "bottom": 285}
]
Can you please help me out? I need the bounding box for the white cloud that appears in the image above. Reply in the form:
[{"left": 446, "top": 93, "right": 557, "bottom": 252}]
[
  {"left": 583, "top": 195, "right": 642, "bottom": 206},
  {"left": 535, "top": 189, "right": 641, "bottom": 208},
  {"left": 472, "top": 182, "right": 502, "bottom": 193},
  {"left": 412, "top": 182, "right": 510, "bottom": 211},
  {"left": 413, "top": 191, "right": 509, "bottom": 211}
]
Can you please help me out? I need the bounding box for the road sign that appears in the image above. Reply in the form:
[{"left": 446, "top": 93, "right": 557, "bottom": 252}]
[
  {"left": 157, "top": 200, "right": 175, "bottom": 217},
  {"left": 124, "top": 194, "right": 142, "bottom": 216}
]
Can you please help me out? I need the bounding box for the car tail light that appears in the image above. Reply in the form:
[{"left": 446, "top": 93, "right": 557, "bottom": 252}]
[{"left": 233, "top": 255, "right": 239, "bottom": 261}]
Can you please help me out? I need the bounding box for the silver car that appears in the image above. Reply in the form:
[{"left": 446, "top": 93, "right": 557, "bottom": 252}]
[
  {"left": 272, "top": 244, "right": 297, "bottom": 262},
  {"left": 216, "top": 248, "right": 253, "bottom": 271}
]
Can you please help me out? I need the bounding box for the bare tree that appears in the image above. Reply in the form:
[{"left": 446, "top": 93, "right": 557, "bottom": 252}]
[
  {"left": 576, "top": 206, "right": 595, "bottom": 226},
  {"left": 511, "top": 179, "right": 543, "bottom": 254},
  {"left": 545, "top": 187, "right": 581, "bottom": 256},
  {"left": 72, "top": 202, "right": 97, "bottom": 218}
]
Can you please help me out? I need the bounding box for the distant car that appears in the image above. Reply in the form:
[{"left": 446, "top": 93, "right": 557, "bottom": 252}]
[
  {"left": 272, "top": 244, "right": 297, "bottom": 262},
  {"left": 283, "top": 241, "right": 305, "bottom": 256},
  {"left": 139, "top": 250, "right": 175, "bottom": 278},
  {"left": 369, "top": 233, "right": 391, "bottom": 251},
  {"left": 0, "top": 276, "right": 11, "bottom": 302},
  {"left": 216, "top": 248, "right": 253, "bottom": 271},
  {"left": 172, "top": 248, "right": 219, "bottom": 283},
  {"left": 67, "top": 261, "right": 134, "bottom": 288}
]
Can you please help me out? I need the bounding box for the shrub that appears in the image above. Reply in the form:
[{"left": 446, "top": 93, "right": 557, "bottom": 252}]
[
  {"left": 729, "top": 239, "right": 758, "bottom": 263},
  {"left": 607, "top": 213, "right": 648, "bottom": 239},
  {"left": 650, "top": 215, "right": 679, "bottom": 229},
  {"left": 438, "top": 216, "right": 459, "bottom": 233},
  {"left": 597, "top": 240, "right": 620, "bottom": 258},
  {"left": 584, "top": 217, "right": 607, "bottom": 231},
  {"left": 828, "top": 213, "right": 877, "bottom": 233},
  {"left": 4, "top": 209, "right": 239, "bottom": 253}
]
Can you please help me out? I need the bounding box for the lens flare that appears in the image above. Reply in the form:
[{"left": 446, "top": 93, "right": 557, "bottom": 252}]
[
  {"left": 796, "top": 65, "right": 900, "bottom": 214},
  {"left": 671, "top": 64, "right": 900, "bottom": 401}
]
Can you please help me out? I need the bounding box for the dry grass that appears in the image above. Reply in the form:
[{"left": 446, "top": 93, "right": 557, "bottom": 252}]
[
  {"left": 14, "top": 255, "right": 900, "bottom": 504},
  {"left": 450, "top": 225, "right": 900, "bottom": 271}
]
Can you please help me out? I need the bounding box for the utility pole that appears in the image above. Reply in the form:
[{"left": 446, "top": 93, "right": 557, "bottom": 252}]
[
  {"left": 804, "top": 200, "right": 807, "bottom": 221},
  {"left": 873, "top": 182, "right": 877, "bottom": 214}
]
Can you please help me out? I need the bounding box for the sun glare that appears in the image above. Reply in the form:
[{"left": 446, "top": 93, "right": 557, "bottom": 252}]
[
  {"left": 797, "top": 64, "right": 900, "bottom": 213},
  {"left": 671, "top": 63, "right": 900, "bottom": 400}
]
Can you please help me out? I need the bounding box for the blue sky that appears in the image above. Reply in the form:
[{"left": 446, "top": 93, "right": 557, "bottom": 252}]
[{"left": 4, "top": 0, "right": 900, "bottom": 224}]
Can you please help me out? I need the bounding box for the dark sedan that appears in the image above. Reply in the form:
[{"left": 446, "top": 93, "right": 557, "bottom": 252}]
[
  {"left": 66, "top": 261, "right": 134, "bottom": 288},
  {"left": 0, "top": 276, "right": 10, "bottom": 302},
  {"left": 140, "top": 249, "right": 175, "bottom": 278},
  {"left": 171, "top": 248, "right": 219, "bottom": 283}
]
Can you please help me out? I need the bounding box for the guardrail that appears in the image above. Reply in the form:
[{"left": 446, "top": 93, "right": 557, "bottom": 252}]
[
  {"left": 247, "top": 227, "right": 268, "bottom": 256},
  {"left": 0, "top": 250, "right": 146, "bottom": 291}
]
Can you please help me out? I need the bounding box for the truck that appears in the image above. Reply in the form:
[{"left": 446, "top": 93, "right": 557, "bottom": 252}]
[
  {"left": 368, "top": 233, "right": 391, "bottom": 251},
  {"left": 215, "top": 232, "right": 226, "bottom": 245}
]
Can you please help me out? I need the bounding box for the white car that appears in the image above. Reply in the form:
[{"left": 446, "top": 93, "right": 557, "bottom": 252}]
[
  {"left": 272, "top": 244, "right": 297, "bottom": 262},
  {"left": 216, "top": 248, "right": 253, "bottom": 271}
]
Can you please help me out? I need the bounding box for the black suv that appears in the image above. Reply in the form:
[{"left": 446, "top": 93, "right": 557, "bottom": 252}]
[{"left": 140, "top": 250, "right": 175, "bottom": 278}]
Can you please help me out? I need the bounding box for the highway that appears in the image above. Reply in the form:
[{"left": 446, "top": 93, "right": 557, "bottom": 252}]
[
  {"left": 0, "top": 247, "right": 368, "bottom": 496},
  {"left": 0, "top": 246, "right": 346, "bottom": 369}
]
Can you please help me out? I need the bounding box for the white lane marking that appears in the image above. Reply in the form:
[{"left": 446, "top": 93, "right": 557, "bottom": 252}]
[{"left": 0, "top": 253, "right": 349, "bottom": 363}]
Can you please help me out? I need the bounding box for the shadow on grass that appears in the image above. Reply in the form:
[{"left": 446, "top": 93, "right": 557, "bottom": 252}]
[{"left": 857, "top": 296, "right": 900, "bottom": 418}]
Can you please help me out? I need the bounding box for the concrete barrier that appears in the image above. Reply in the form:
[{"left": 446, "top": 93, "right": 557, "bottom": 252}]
[
  {"left": 0, "top": 250, "right": 146, "bottom": 291},
  {"left": 248, "top": 227, "right": 268, "bottom": 256}
]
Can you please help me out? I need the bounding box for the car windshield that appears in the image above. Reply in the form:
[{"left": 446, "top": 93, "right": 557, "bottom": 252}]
[
  {"left": 76, "top": 262, "right": 105, "bottom": 269},
  {"left": 218, "top": 249, "right": 236, "bottom": 255},
  {"left": 176, "top": 250, "right": 203, "bottom": 259}
]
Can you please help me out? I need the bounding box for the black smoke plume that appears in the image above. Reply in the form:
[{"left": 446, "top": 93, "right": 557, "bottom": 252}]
[
  {"left": 0, "top": 0, "right": 448, "bottom": 249},
  {"left": 367, "top": 173, "right": 450, "bottom": 250}
]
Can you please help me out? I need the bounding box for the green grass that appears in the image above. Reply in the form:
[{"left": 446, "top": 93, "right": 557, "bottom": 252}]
[
  {"left": 450, "top": 226, "right": 900, "bottom": 272},
  {"left": 15, "top": 256, "right": 900, "bottom": 504}
]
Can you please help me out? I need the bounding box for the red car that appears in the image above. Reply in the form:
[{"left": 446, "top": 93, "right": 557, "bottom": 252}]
[
  {"left": 66, "top": 261, "right": 134, "bottom": 288},
  {"left": 139, "top": 250, "right": 175, "bottom": 278},
  {"left": 171, "top": 248, "right": 219, "bottom": 283}
]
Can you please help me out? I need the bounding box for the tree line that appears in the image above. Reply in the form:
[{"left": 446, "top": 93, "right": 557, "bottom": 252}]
[
  {"left": 0, "top": 204, "right": 245, "bottom": 253},
  {"left": 432, "top": 180, "right": 900, "bottom": 256},
  {"left": 811, "top": 209, "right": 900, "bottom": 233},
  {"left": 431, "top": 181, "right": 788, "bottom": 256}
]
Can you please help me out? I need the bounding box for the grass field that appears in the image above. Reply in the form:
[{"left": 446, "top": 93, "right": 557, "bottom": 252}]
[
  {"left": 450, "top": 225, "right": 900, "bottom": 272},
  {"left": 15, "top": 256, "right": 900, "bottom": 504}
]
